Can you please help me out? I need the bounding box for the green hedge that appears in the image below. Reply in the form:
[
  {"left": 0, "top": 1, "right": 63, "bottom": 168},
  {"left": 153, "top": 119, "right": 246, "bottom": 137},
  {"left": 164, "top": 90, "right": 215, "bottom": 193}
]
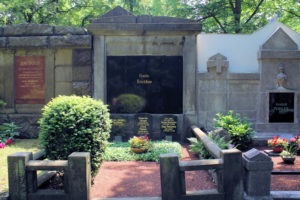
[{"left": 39, "top": 95, "right": 111, "bottom": 177}]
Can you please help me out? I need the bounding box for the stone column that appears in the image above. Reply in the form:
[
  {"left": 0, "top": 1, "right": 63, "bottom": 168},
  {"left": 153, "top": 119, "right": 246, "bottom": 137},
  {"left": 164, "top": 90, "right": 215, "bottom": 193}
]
[
  {"left": 7, "top": 152, "right": 33, "bottom": 200},
  {"left": 243, "top": 148, "right": 273, "bottom": 200},
  {"left": 68, "top": 152, "right": 91, "bottom": 200}
]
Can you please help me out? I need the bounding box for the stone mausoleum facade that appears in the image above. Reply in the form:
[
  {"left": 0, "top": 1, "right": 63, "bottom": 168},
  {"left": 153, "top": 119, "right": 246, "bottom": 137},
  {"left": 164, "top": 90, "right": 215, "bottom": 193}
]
[{"left": 0, "top": 7, "right": 299, "bottom": 141}]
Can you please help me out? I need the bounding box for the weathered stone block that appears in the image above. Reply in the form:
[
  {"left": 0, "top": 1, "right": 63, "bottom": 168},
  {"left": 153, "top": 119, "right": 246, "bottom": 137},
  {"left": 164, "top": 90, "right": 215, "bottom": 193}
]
[
  {"left": 55, "top": 49, "right": 72, "bottom": 66},
  {"left": 68, "top": 152, "right": 91, "bottom": 200},
  {"left": 55, "top": 66, "right": 72, "bottom": 82},
  {"left": 261, "top": 28, "right": 298, "bottom": 50},
  {"left": 72, "top": 66, "right": 91, "bottom": 82},
  {"left": 8, "top": 36, "right": 48, "bottom": 48},
  {"left": 55, "top": 82, "right": 73, "bottom": 96},
  {"left": 53, "top": 26, "right": 87, "bottom": 35},
  {"left": 50, "top": 35, "right": 91, "bottom": 47},
  {"left": 243, "top": 149, "right": 273, "bottom": 198},
  {"left": 160, "top": 153, "right": 181, "bottom": 200},
  {"left": 72, "top": 82, "right": 90, "bottom": 96},
  {"left": 228, "top": 93, "right": 257, "bottom": 110},
  {"left": 72, "top": 49, "right": 92, "bottom": 66},
  {"left": 8, "top": 152, "right": 33, "bottom": 200},
  {"left": 3, "top": 24, "right": 53, "bottom": 36},
  {"left": 0, "top": 37, "right": 6, "bottom": 48},
  {"left": 0, "top": 114, "right": 41, "bottom": 138}
]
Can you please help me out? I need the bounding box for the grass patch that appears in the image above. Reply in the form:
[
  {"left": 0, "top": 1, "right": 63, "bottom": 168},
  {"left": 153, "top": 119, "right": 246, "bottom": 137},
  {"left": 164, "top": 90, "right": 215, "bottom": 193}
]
[
  {"left": 0, "top": 139, "right": 41, "bottom": 194},
  {"left": 103, "top": 141, "right": 182, "bottom": 162}
]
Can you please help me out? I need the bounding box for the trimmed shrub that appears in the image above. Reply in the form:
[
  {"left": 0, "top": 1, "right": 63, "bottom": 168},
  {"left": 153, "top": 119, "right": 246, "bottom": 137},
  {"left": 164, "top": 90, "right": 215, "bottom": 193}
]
[
  {"left": 112, "top": 93, "right": 143, "bottom": 113},
  {"left": 39, "top": 95, "right": 111, "bottom": 177},
  {"left": 213, "top": 110, "right": 254, "bottom": 151}
]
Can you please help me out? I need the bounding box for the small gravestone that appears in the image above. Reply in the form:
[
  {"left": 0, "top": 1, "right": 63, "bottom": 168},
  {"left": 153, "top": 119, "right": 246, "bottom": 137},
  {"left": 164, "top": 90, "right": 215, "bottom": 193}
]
[
  {"left": 269, "top": 92, "right": 294, "bottom": 123},
  {"left": 160, "top": 115, "right": 177, "bottom": 134},
  {"left": 110, "top": 116, "right": 127, "bottom": 140},
  {"left": 135, "top": 114, "right": 152, "bottom": 135}
]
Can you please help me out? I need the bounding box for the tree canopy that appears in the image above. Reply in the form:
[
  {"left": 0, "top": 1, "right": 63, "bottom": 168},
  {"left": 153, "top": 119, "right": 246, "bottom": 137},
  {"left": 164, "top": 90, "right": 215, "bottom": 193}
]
[{"left": 0, "top": 0, "right": 299, "bottom": 33}]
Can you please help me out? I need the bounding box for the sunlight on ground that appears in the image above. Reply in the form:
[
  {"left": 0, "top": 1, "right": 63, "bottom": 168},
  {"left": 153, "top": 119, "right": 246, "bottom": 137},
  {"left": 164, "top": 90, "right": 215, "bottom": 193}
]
[{"left": 0, "top": 139, "right": 41, "bottom": 194}]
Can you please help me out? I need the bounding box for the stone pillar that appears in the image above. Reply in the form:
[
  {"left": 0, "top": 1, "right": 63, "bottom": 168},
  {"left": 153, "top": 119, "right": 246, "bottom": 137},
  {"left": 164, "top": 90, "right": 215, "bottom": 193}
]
[
  {"left": 221, "top": 149, "right": 243, "bottom": 200},
  {"left": 7, "top": 152, "right": 33, "bottom": 200},
  {"left": 68, "top": 152, "right": 91, "bottom": 200},
  {"left": 243, "top": 148, "right": 273, "bottom": 200},
  {"left": 160, "top": 153, "right": 182, "bottom": 200}
]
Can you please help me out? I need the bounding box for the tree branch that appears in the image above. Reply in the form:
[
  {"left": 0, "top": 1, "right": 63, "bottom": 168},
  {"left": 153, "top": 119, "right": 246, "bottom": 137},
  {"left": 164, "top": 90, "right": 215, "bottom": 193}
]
[
  {"left": 228, "top": 0, "right": 235, "bottom": 10},
  {"left": 212, "top": 15, "right": 227, "bottom": 33},
  {"left": 279, "top": 8, "right": 300, "bottom": 18},
  {"left": 245, "top": 0, "right": 264, "bottom": 24}
]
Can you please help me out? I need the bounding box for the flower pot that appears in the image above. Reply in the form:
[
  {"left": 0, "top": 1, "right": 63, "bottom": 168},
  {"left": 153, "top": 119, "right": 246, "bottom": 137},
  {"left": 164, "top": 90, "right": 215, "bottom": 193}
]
[
  {"left": 131, "top": 147, "right": 148, "bottom": 154},
  {"left": 281, "top": 156, "right": 296, "bottom": 164},
  {"left": 273, "top": 147, "right": 284, "bottom": 153}
]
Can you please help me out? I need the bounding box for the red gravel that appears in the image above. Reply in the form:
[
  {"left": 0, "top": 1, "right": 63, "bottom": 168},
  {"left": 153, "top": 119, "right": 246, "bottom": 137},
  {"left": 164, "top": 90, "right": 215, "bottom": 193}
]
[
  {"left": 91, "top": 145, "right": 216, "bottom": 198},
  {"left": 91, "top": 146, "right": 300, "bottom": 198},
  {"left": 271, "top": 155, "right": 300, "bottom": 191}
]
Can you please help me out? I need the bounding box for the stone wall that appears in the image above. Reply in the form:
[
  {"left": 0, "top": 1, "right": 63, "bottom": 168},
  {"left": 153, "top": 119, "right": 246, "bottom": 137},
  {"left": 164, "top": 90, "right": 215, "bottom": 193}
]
[
  {"left": 0, "top": 24, "right": 92, "bottom": 138},
  {"left": 197, "top": 72, "right": 260, "bottom": 129}
]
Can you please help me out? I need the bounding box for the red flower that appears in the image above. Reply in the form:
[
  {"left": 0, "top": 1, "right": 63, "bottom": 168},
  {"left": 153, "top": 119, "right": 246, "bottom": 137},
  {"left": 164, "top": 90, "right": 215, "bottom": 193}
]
[
  {"left": 146, "top": 137, "right": 149, "bottom": 141},
  {"left": 290, "top": 137, "right": 296, "bottom": 143},
  {"left": 298, "top": 145, "right": 300, "bottom": 149},
  {"left": 6, "top": 139, "right": 13, "bottom": 145},
  {"left": 0, "top": 143, "right": 5, "bottom": 149},
  {"left": 273, "top": 136, "right": 279, "bottom": 140},
  {"left": 283, "top": 138, "right": 288, "bottom": 142}
]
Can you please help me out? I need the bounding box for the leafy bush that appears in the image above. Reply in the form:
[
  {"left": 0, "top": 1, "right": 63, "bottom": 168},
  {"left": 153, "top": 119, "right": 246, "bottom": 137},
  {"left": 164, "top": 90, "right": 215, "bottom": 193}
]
[
  {"left": 188, "top": 132, "right": 230, "bottom": 159},
  {"left": 103, "top": 141, "right": 182, "bottom": 162},
  {"left": 112, "top": 93, "right": 143, "bottom": 113},
  {"left": 213, "top": 110, "right": 254, "bottom": 151},
  {"left": 39, "top": 95, "right": 111, "bottom": 177},
  {"left": 0, "top": 122, "right": 20, "bottom": 144}
]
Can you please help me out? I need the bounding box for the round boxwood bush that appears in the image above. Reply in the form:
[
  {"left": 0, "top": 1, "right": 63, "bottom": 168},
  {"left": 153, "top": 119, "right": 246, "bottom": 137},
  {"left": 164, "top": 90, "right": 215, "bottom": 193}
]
[
  {"left": 39, "top": 95, "right": 111, "bottom": 177},
  {"left": 113, "top": 93, "right": 143, "bottom": 113}
]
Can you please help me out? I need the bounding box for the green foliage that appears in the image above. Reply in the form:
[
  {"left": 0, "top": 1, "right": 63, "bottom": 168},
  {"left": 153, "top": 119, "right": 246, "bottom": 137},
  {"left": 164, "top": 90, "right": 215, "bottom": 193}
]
[
  {"left": 188, "top": 132, "right": 230, "bottom": 159},
  {"left": 213, "top": 110, "right": 254, "bottom": 151},
  {"left": 103, "top": 141, "right": 182, "bottom": 162},
  {"left": 0, "top": 122, "right": 20, "bottom": 143},
  {"left": 0, "top": 100, "right": 6, "bottom": 108},
  {"left": 184, "top": 0, "right": 300, "bottom": 33},
  {"left": 112, "top": 93, "right": 144, "bottom": 113},
  {"left": 39, "top": 95, "right": 111, "bottom": 177}
]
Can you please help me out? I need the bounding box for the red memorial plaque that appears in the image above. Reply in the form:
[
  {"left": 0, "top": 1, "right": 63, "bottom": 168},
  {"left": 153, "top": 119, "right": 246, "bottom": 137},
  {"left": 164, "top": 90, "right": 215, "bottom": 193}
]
[{"left": 15, "top": 56, "right": 45, "bottom": 104}]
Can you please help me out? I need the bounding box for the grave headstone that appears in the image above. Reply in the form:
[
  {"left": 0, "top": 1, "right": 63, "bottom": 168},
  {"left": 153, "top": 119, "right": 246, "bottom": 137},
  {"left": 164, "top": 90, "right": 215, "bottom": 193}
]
[
  {"left": 135, "top": 114, "right": 152, "bottom": 135},
  {"left": 110, "top": 116, "right": 128, "bottom": 139},
  {"left": 160, "top": 115, "right": 177, "bottom": 134},
  {"left": 269, "top": 92, "right": 294, "bottom": 123}
]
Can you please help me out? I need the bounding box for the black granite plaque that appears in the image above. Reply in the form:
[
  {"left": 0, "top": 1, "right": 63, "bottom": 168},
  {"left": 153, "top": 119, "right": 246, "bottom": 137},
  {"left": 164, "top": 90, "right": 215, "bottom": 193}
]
[
  {"left": 107, "top": 56, "right": 183, "bottom": 114},
  {"left": 160, "top": 115, "right": 177, "bottom": 134},
  {"left": 111, "top": 116, "right": 127, "bottom": 137},
  {"left": 135, "top": 114, "right": 152, "bottom": 135},
  {"left": 269, "top": 92, "right": 294, "bottom": 123}
]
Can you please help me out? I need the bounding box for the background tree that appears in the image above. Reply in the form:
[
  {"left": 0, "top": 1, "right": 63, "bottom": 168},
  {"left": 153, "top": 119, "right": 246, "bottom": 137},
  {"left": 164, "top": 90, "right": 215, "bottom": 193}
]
[
  {"left": 0, "top": 0, "right": 299, "bottom": 33},
  {"left": 183, "top": 0, "right": 299, "bottom": 33}
]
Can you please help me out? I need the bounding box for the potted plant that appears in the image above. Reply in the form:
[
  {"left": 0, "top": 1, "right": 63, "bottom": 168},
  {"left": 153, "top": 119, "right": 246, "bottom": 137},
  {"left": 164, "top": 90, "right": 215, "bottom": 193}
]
[
  {"left": 280, "top": 140, "right": 298, "bottom": 164},
  {"left": 128, "top": 135, "right": 152, "bottom": 154},
  {"left": 267, "top": 136, "right": 288, "bottom": 153},
  {"left": 289, "top": 135, "right": 300, "bottom": 155}
]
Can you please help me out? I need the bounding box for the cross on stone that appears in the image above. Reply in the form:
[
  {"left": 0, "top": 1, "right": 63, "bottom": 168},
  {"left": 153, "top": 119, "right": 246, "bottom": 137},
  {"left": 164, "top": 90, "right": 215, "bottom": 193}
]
[{"left": 207, "top": 53, "right": 229, "bottom": 74}]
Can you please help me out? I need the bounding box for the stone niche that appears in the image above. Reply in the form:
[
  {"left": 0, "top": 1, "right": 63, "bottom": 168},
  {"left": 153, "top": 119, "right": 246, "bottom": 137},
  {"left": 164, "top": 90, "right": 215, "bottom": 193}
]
[
  {"left": 88, "top": 6, "right": 202, "bottom": 141},
  {"left": 256, "top": 28, "right": 300, "bottom": 133}
]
